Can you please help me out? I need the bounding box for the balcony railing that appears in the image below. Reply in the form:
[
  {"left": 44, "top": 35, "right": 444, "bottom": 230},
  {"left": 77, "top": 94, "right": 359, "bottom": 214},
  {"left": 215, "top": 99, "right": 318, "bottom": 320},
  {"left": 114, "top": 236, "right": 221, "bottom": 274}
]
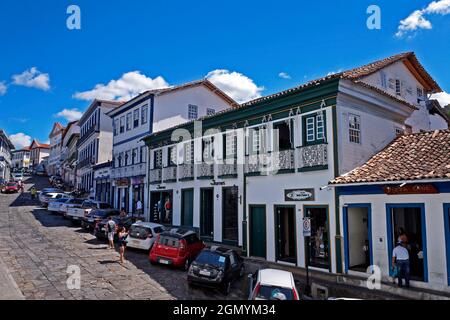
[
  {"left": 149, "top": 168, "right": 162, "bottom": 184},
  {"left": 111, "top": 163, "right": 146, "bottom": 179},
  {"left": 272, "top": 149, "right": 295, "bottom": 172},
  {"left": 298, "top": 144, "right": 328, "bottom": 169},
  {"left": 245, "top": 153, "right": 270, "bottom": 174},
  {"left": 163, "top": 166, "right": 177, "bottom": 182},
  {"left": 197, "top": 163, "right": 214, "bottom": 178},
  {"left": 218, "top": 162, "right": 238, "bottom": 177},
  {"left": 179, "top": 164, "right": 194, "bottom": 180}
]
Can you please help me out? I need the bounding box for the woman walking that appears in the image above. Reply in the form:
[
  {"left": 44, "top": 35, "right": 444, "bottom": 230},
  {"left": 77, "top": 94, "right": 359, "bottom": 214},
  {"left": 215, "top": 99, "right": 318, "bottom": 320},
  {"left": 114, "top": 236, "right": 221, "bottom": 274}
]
[{"left": 117, "top": 227, "right": 128, "bottom": 264}]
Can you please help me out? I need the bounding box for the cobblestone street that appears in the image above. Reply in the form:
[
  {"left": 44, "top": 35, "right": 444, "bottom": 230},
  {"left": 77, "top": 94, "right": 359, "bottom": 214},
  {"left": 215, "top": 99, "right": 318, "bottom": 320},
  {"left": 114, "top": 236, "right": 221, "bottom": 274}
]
[{"left": 0, "top": 176, "right": 246, "bottom": 300}]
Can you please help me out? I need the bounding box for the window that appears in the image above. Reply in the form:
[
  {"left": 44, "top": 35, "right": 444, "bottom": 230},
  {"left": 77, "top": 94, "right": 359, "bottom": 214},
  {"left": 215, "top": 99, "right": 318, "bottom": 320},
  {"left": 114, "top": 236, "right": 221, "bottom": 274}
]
[
  {"left": 140, "top": 146, "right": 146, "bottom": 163},
  {"left": 132, "top": 148, "right": 138, "bottom": 164},
  {"left": 380, "top": 71, "right": 387, "bottom": 88},
  {"left": 349, "top": 114, "right": 361, "bottom": 144},
  {"left": 154, "top": 150, "right": 162, "bottom": 169},
  {"left": 126, "top": 112, "right": 132, "bottom": 131},
  {"left": 395, "top": 79, "right": 402, "bottom": 96},
  {"left": 168, "top": 146, "right": 177, "bottom": 166},
  {"left": 207, "top": 108, "right": 216, "bottom": 116},
  {"left": 225, "top": 132, "right": 237, "bottom": 160},
  {"left": 395, "top": 127, "right": 405, "bottom": 136},
  {"left": 188, "top": 104, "right": 198, "bottom": 120},
  {"left": 273, "top": 120, "right": 293, "bottom": 151},
  {"left": 417, "top": 87, "right": 424, "bottom": 103},
  {"left": 120, "top": 116, "right": 125, "bottom": 133},
  {"left": 141, "top": 106, "right": 148, "bottom": 125},
  {"left": 114, "top": 119, "right": 119, "bottom": 136},
  {"left": 202, "top": 137, "right": 214, "bottom": 162},
  {"left": 250, "top": 127, "right": 265, "bottom": 154},
  {"left": 184, "top": 141, "right": 194, "bottom": 164},
  {"left": 133, "top": 109, "right": 140, "bottom": 128},
  {"left": 304, "top": 113, "right": 326, "bottom": 145}
]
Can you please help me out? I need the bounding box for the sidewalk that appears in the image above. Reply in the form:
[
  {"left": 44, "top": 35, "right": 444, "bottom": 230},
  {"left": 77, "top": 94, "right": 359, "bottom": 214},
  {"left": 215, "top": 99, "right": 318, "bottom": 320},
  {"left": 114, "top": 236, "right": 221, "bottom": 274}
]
[{"left": 0, "top": 256, "right": 24, "bottom": 300}]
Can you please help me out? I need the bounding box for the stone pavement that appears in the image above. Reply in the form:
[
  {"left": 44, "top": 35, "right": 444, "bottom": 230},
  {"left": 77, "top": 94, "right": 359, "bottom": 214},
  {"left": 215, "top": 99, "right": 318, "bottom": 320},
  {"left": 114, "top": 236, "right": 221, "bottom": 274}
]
[{"left": 0, "top": 176, "right": 246, "bottom": 300}]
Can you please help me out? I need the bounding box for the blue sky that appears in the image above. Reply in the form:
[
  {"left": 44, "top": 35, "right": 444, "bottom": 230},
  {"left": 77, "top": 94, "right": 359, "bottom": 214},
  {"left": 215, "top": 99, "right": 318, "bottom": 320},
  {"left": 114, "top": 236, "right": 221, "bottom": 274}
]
[{"left": 1, "top": 0, "right": 449, "bottom": 148}]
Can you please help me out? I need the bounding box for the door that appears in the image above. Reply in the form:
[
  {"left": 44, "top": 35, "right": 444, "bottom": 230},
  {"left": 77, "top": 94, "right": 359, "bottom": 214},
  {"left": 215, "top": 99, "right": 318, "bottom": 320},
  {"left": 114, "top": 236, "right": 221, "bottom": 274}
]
[
  {"left": 275, "top": 206, "right": 297, "bottom": 264},
  {"left": 200, "top": 188, "right": 214, "bottom": 239},
  {"left": 444, "top": 204, "right": 450, "bottom": 286},
  {"left": 222, "top": 186, "right": 239, "bottom": 245},
  {"left": 250, "top": 205, "right": 266, "bottom": 258},
  {"left": 181, "top": 189, "right": 194, "bottom": 227},
  {"left": 305, "top": 206, "right": 330, "bottom": 270}
]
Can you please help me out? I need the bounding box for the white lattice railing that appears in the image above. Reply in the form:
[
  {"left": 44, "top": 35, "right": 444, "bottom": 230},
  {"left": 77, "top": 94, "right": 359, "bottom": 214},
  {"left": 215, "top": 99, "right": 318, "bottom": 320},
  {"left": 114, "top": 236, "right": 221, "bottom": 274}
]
[{"left": 298, "top": 144, "right": 328, "bottom": 169}]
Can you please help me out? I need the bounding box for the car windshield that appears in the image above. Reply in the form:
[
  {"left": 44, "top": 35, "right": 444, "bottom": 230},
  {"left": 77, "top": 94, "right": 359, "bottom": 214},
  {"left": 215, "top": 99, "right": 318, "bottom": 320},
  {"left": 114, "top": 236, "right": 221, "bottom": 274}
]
[
  {"left": 99, "top": 203, "right": 112, "bottom": 209},
  {"left": 153, "top": 226, "right": 164, "bottom": 234},
  {"left": 195, "top": 251, "right": 227, "bottom": 268},
  {"left": 71, "top": 199, "right": 85, "bottom": 205},
  {"left": 158, "top": 235, "right": 180, "bottom": 248},
  {"left": 256, "top": 286, "right": 294, "bottom": 300},
  {"left": 129, "top": 226, "right": 151, "bottom": 239}
]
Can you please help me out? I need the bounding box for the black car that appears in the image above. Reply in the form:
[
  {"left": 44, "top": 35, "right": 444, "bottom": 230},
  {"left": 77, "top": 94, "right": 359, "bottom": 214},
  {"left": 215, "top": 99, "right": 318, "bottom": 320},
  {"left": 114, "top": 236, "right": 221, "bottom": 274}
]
[
  {"left": 187, "top": 246, "right": 245, "bottom": 295},
  {"left": 81, "top": 209, "right": 121, "bottom": 230},
  {"left": 94, "top": 215, "right": 134, "bottom": 241}
]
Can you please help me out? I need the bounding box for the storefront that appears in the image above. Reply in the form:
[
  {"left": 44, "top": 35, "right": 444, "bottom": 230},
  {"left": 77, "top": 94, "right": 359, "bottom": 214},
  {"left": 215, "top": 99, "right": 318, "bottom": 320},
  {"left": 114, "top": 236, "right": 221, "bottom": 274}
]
[
  {"left": 93, "top": 163, "right": 112, "bottom": 205},
  {"left": 114, "top": 178, "right": 130, "bottom": 212},
  {"left": 150, "top": 190, "right": 173, "bottom": 225}
]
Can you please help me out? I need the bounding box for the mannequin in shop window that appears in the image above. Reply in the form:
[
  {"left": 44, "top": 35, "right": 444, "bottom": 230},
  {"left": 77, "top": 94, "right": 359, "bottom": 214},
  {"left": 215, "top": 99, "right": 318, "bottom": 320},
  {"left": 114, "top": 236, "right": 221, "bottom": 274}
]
[{"left": 164, "top": 198, "right": 172, "bottom": 223}]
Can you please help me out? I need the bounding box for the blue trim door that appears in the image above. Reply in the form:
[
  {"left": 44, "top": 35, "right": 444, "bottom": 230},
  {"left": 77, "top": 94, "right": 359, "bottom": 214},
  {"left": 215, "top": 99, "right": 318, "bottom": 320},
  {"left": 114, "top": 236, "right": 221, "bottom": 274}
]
[
  {"left": 343, "top": 204, "right": 373, "bottom": 274},
  {"left": 444, "top": 204, "right": 450, "bottom": 286},
  {"left": 386, "top": 203, "right": 428, "bottom": 282}
]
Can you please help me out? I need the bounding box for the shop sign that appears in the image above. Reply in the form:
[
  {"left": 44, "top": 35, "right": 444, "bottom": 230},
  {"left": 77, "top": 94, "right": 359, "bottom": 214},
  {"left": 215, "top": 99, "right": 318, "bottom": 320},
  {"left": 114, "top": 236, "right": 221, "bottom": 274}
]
[
  {"left": 384, "top": 184, "right": 438, "bottom": 195},
  {"left": 285, "top": 189, "right": 315, "bottom": 201},
  {"left": 131, "top": 177, "right": 144, "bottom": 185},
  {"left": 303, "top": 218, "right": 311, "bottom": 237},
  {"left": 115, "top": 178, "right": 130, "bottom": 187}
]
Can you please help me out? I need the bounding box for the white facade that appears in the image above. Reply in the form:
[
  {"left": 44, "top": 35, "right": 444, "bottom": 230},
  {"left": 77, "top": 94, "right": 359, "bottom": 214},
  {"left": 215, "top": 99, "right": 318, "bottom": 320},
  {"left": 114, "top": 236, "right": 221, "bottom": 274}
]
[
  {"left": 11, "top": 149, "right": 30, "bottom": 169},
  {"left": 338, "top": 187, "right": 450, "bottom": 293},
  {"left": 109, "top": 80, "right": 237, "bottom": 218},
  {"left": 0, "top": 130, "right": 14, "bottom": 180},
  {"left": 61, "top": 122, "right": 80, "bottom": 188},
  {"left": 29, "top": 141, "right": 50, "bottom": 171},
  {"left": 48, "top": 123, "right": 65, "bottom": 176}
]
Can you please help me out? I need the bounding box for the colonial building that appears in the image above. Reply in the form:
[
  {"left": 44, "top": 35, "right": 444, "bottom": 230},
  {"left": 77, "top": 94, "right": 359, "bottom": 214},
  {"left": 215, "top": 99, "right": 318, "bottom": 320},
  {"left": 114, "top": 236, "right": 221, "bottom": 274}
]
[
  {"left": 331, "top": 129, "right": 450, "bottom": 293},
  {"left": 0, "top": 129, "right": 14, "bottom": 180},
  {"left": 143, "top": 52, "right": 448, "bottom": 276},
  {"left": 77, "top": 99, "right": 123, "bottom": 194},
  {"left": 93, "top": 161, "right": 112, "bottom": 205},
  {"left": 47, "top": 122, "right": 65, "bottom": 176},
  {"left": 29, "top": 140, "right": 50, "bottom": 171},
  {"left": 108, "top": 79, "right": 238, "bottom": 217},
  {"left": 61, "top": 121, "right": 80, "bottom": 189},
  {"left": 11, "top": 147, "right": 31, "bottom": 169}
]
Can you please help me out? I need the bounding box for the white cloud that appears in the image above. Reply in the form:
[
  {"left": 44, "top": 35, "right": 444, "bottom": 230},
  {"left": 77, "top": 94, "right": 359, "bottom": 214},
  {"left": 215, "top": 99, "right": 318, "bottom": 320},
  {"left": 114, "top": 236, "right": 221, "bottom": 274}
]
[
  {"left": 327, "top": 69, "right": 342, "bottom": 76},
  {"left": 278, "top": 72, "right": 291, "bottom": 79},
  {"left": 73, "top": 71, "right": 169, "bottom": 101},
  {"left": 0, "top": 82, "right": 7, "bottom": 96},
  {"left": 431, "top": 91, "right": 450, "bottom": 106},
  {"left": 9, "top": 133, "right": 32, "bottom": 150},
  {"left": 396, "top": 0, "right": 450, "bottom": 37},
  {"left": 55, "top": 108, "right": 83, "bottom": 122},
  {"left": 206, "top": 69, "right": 264, "bottom": 103},
  {"left": 12, "top": 67, "right": 51, "bottom": 91}
]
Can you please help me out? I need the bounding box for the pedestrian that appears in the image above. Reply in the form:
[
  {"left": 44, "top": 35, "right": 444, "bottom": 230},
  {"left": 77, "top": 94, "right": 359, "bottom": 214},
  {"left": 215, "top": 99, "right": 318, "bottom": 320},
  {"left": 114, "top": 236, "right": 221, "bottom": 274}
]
[
  {"left": 106, "top": 216, "right": 116, "bottom": 250},
  {"left": 164, "top": 198, "right": 172, "bottom": 223},
  {"left": 120, "top": 208, "right": 127, "bottom": 218},
  {"left": 30, "top": 187, "right": 37, "bottom": 200},
  {"left": 136, "top": 199, "right": 143, "bottom": 218},
  {"left": 117, "top": 227, "right": 128, "bottom": 264},
  {"left": 392, "top": 239, "right": 410, "bottom": 288}
]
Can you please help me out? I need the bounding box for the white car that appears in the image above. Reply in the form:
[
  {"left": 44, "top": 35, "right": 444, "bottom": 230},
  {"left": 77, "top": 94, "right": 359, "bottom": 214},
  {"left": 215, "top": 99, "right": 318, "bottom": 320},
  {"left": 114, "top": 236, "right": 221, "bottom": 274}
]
[
  {"left": 60, "top": 198, "right": 85, "bottom": 215},
  {"left": 40, "top": 192, "right": 71, "bottom": 207},
  {"left": 125, "top": 222, "right": 165, "bottom": 251},
  {"left": 249, "top": 269, "right": 300, "bottom": 300},
  {"left": 13, "top": 173, "right": 24, "bottom": 182},
  {"left": 47, "top": 198, "right": 72, "bottom": 214},
  {"left": 67, "top": 200, "right": 112, "bottom": 221}
]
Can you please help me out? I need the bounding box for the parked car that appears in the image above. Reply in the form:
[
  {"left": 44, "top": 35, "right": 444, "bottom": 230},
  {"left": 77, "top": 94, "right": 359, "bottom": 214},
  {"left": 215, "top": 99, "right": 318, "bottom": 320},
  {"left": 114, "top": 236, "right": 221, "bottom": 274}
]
[
  {"left": 47, "top": 198, "right": 72, "bottom": 214},
  {"left": 38, "top": 188, "right": 63, "bottom": 202},
  {"left": 149, "top": 229, "right": 205, "bottom": 270},
  {"left": 1, "top": 182, "right": 20, "bottom": 194},
  {"left": 94, "top": 215, "right": 135, "bottom": 241},
  {"left": 125, "top": 222, "right": 165, "bottom": 251},
  {"left": 81, "top": 209, "right": 121, "bottom": 231},
  {"left": 187, "top": 246, "right": 245, "bottom": 295},
  {"left": 12, "top": 173, "right": 24, "bottom": 183},
  {"left": 60, "top": 198, "right": 85, "bottom": 216},
  {"left": 249, "top": 269, "right": 300, "bottom": 300},
  {"left": 0, "top": 178, "right": 6, "bottom": 189},
  {"left": 40, "top": 192, "right": 71, "bottom": 208},
  {"left": 66, "top": 200, "right": 113, "bottom": 222}
]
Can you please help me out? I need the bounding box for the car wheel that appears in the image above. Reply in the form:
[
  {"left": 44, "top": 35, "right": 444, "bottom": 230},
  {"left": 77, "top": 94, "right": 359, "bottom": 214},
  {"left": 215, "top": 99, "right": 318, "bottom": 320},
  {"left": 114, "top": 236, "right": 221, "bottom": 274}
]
[
  {"left": 183, "top": 259, "right": 190, "bottom": 271},
  {"left": 239, "top": 265, "right": 245, "bottom": 278}
]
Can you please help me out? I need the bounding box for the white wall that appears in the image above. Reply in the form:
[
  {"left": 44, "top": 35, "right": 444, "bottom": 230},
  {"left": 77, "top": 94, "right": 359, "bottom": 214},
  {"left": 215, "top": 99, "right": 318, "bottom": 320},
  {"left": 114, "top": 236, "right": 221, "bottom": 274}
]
[
  {"left": 340, "top": 192, "right": 450, "bottom": 292},
  {"left": 347, "top": 207, "right": 368, "bottom": 267}
]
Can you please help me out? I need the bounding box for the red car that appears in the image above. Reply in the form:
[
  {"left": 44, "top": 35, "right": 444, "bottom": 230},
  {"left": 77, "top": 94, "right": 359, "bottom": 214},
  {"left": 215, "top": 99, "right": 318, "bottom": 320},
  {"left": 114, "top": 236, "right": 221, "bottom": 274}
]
[
  {"left": 1, "top": 182, "right": 19, "bottom": 194},
  {"left": 149, "top": 230, "right": 205, "bottom": 270}
]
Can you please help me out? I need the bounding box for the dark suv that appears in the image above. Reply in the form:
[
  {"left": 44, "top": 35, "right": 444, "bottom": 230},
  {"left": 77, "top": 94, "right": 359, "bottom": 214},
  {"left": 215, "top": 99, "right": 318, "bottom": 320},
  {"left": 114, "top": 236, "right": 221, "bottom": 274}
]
[{"left": 187, "top": 246, "right": 245, "bottom": 295}]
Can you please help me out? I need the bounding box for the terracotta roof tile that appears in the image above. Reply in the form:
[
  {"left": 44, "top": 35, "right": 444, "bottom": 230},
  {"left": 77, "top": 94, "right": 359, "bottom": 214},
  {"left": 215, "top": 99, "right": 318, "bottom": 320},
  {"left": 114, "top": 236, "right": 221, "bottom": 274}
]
[{"left": 331, "top": 130, "right": 450, "bottom": 185}]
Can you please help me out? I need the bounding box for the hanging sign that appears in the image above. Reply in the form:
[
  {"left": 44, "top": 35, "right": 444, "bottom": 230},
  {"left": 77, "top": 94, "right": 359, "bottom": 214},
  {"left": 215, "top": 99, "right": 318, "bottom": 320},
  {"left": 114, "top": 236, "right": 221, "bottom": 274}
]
[
  {"left": 303, "top": 218, "right": 312, "bottom": 237},
  {"left": 384, "top": 184, "right": 438, "bottom": 195},
  {"left": 285, "top": 189, "right": 315, "bottom": 201}
]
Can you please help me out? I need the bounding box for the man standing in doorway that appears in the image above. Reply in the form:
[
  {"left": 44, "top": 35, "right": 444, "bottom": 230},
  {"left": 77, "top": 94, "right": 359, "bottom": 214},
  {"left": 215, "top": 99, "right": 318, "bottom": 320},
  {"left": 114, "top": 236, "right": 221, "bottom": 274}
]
[{"left": 392, "top": 240, "right": 410, "bottom": 288}]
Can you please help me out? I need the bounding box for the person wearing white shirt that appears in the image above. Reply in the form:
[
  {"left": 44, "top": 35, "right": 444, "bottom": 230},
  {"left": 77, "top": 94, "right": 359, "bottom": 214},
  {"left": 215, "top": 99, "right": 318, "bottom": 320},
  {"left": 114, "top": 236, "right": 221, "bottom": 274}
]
[
  {"left": 392, "top": 240, "right": 410, "bottom": 288},
  {"left": 136, "top": 199, "right": 143, "bottom": 218}
]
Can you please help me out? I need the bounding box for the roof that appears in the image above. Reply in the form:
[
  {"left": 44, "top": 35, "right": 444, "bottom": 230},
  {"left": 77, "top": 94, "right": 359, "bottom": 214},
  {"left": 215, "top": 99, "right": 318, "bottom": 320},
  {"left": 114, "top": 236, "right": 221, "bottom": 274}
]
[
  {"left": 0, "top": 130, "right": 15, "bottom": 150},
  {"left": 331, "top": 130, "right": 450, "bottom": 185},
  {"left": 144, "top": 52, "right": 436, "bottom": 141},
  {"left": 107, "top": 78, "right": 239, "bottom": 117},
  {"left": 78, "top": 99, "right": 124, "bottom": 125},
  {"left": 49, "top": 122, "right": 65, "bottom": 139},
  {"left": 61, "top": 121, "right": 78, "bottom": 141},
  {"left": 242, "top": 52, "right": 441, "bottom": 108},
  {"left": 259, "top": 269, "right": 294, "bottom": 288},
  {"left": 30, "top": 140, "right": 50, "bottom": 149},
  {"left": 428, "top": 100, "right": 450, "bottom": 126}
]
